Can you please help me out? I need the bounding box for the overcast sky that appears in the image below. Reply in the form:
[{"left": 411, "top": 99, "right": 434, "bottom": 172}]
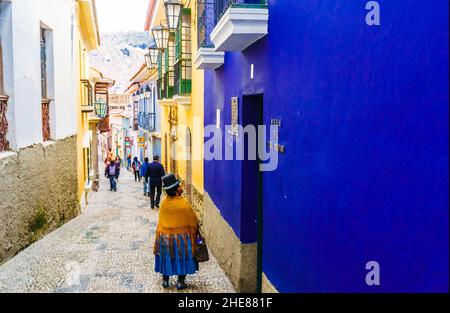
[{"left": 96, "top": 0, "right": 150, "bottom": 34}]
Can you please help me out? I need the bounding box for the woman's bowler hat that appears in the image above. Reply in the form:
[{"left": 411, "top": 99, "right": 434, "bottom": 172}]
[{"left": 162, "top": 173, "right": 180, "bottom": 190}]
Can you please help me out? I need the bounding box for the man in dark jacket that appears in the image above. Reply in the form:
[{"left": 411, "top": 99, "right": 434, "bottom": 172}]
[
  {"left": 140, "top": 157, "right": 150, "bottom": 196},
  {"left": 144, "top": 155, "right": 165, "bottom": 209},
  {"left": 105, "top": 160, "right": 119, "bottom": 191}
]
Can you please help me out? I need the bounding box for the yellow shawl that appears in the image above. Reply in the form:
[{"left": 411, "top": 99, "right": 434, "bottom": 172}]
[{"left": 153, "top": 196, "right": 199, "bottom": 256}]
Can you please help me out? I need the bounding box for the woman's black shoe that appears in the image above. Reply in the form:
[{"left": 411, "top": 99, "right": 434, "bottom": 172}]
[
  {"left": 162, "top": 280, "right": 169, "bottom": 288},
  {"left": 176, "top": 282, "right": 187, "bottom": 290}
]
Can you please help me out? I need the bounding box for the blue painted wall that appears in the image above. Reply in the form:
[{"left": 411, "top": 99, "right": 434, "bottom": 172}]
[{"left": 204, "top": 0, "right": 449, "bottom": 292}]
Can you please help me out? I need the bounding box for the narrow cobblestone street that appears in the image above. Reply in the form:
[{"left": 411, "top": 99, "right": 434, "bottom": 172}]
[{"left": 0, "top": 169, "right": 236, "bottom": 293}]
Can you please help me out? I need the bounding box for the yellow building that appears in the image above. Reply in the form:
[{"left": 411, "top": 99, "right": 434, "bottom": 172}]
[
  {"left": 74, "top": 0, "right": 100, "bottom": 210},
  {"left": 146, "top": 0, "right": 204, "bottom": 219}
]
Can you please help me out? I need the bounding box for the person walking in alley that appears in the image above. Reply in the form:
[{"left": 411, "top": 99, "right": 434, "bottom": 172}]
[
  {"left": 144, "top": 155, "right": 165, "bottom": 209},
  {"left": 127, "top": 153, "right": 132, "bottom": 170},
  {"left": 132, "top": 157, "right": 141, "bottom": 182},
  {"left": 140, "top": 157, "right": 150, "bottom": 196},
  {"left": 115, "top": 156, "right": 121, "bottom": 180},
  {"left": 105, "top": 160, "right": 119, "bottom": 192},
  {"left": 154, "top": 173, "right": 199, "bottom": 290}
]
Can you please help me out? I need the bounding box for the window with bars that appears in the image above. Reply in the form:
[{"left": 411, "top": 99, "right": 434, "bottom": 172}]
[
  {"left": 156, "top": 33, "right": 176, "bottom": 100},
  {"left": 175, "top": 8, "right": 192, "bottom": 96},
  {"left": 81, "top": 79, "right": 93, "bottom": 107},
  {"left": 164, "top": 34, "right": 176, "bottom": 99},
  {"left": 157, "top": 51, "right": 165, "bottom": 100},
  {"left": 40, "top": 27, "right": 48, "bottom": 99},
  {"left": 40, "top": 27, "right": 52, "bottom": 141}
]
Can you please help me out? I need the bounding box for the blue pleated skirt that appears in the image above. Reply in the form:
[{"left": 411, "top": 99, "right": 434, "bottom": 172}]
[{"left": 154, "top": 234, "right": 199, "bottom": 276}]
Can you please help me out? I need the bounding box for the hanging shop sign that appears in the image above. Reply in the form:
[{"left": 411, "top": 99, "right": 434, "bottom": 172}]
[
  {"left": 138, "top": 136, "right": 145, "bottom": 147},
  {"left": 108, "top": 94, "right": 130, "bottom": 112}
]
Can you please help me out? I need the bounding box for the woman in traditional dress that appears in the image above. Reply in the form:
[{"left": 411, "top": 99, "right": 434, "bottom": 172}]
[{"left": 154, "top": 173, "right": 199, "bottom": 290}]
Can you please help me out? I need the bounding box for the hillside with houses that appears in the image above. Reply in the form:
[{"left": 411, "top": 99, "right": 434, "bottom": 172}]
[{"left": 90, "top": 31, "right": 149, "bottom": 93}]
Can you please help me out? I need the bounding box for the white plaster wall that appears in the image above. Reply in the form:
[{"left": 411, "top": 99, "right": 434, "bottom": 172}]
[{"left": 10, "top": 0, "right": 77, "bottom": 149}]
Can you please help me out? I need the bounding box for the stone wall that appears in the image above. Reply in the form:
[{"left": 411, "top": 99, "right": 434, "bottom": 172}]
[
  {"left": 191, "top": 184, "right": 204, "bottom": 224},
  {"left": 262, "top": 273, "right": 278, "bottom": 293},
  {"left": 203, "top": 192, "right": 257, "bottom": 293},
  {"left": 0, "top": 135, "right": 80, "bottom": 264}
]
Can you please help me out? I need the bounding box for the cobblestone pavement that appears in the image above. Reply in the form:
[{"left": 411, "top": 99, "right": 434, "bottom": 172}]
[{"left": 0, "top": 169, "right": 236, "bottom": 293}]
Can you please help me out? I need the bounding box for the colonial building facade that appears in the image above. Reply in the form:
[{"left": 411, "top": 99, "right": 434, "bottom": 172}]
[
  {"left": 0, "top": 0, "right": 99, "bottom": 263},
  {"left": 74, "top": 0, "right": 102, "bottom": 209},
  {"left": 126, "top": 63, "right": 162, "bottom": 165},
  {"left": 143, "top": 0, "right": 204, "bottom": 218},
  {"left": 199, "top": 0, "right": 448, "bottom": 293}
]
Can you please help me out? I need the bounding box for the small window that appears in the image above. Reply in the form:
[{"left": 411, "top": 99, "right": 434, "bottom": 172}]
[
  {"left": 174, "top": 8, "right": 192, "bottom": 96},
  {"left": 40, "top": 27, "right": 47, "bottom": 99},
  {"left": 40, "top": 26, "right": 53, "bottom": 141}
]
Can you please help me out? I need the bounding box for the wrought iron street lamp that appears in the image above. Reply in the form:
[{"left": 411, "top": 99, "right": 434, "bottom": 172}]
[
  {"left": 164, "top": 0, "right": 183, "bottom": 31},
  {"left": 144, "top": 52, "right": 153, "bottom": 70},
  {"left": 134, "top": 91, "right": 140, "bottom": 102},
  {"left": 94, "top": 99, "right": 107, "bottom": 118},
  {"left": 152, "top": 25, "right": 169, "bottom": 50},
  {"left": 136, "top": 90, "right": 141, "bottom": 102},
  {"left": 139, "top": 88, "right": 145, "bottom": 100},
  {"left": 144, "top": 86, "right": 151, "bottom": 98},
  {"left": 149, "top": 43, "right": 159, "bottom": 67}
]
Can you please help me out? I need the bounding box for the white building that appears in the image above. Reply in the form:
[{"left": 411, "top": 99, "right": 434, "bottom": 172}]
[
  {"left": 0, "top": 0, "right": 92, "bottom": 263},
  {"left": 125, "top": 64, "right": 162, "bottom": 164}
]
